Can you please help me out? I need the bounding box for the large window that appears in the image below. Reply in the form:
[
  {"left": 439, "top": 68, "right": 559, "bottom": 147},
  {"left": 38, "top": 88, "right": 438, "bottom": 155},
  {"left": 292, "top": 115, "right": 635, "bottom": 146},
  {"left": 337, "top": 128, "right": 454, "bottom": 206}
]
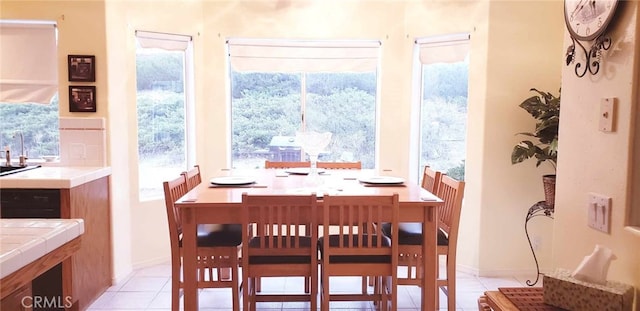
[
  {"left": 416, "top": 34, "right": 470, "bottom": 181},
  {"left": 136, "top": 31, "right": 194, "bottom": 200},
  {"left": 228, "top": 39, "right": 379, "bottom": 169},
  {"left": 0, "top": 98, "right": 59, "bottom": 159},
  {"left": 0, "top": 21, "right": 59, "bottom": 160}
]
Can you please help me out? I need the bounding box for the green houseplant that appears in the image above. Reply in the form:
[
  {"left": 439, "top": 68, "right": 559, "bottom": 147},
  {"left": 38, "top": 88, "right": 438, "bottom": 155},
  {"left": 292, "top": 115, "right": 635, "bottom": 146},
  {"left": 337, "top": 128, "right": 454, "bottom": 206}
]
[{"left": 511, "top": 88, "right": 560, "bottom": 208}]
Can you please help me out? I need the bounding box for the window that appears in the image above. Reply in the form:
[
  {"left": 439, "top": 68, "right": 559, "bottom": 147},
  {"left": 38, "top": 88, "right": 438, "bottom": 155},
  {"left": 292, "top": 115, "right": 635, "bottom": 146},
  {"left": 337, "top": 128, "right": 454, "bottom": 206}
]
[
  {"left": 415, "top": 34, "right": 470, "bottom": 181},
  {"left": 0, "top": 20, "right": 59, "bottom": 159},
  {"left": 227, "top": 39, "right": 380, "bottom": 169},
  {"left": 136, "top": 31, "right": 194, "bottom": 200},
  {"left": 0, "top": 97, "right": 59, "bottom": 159}
]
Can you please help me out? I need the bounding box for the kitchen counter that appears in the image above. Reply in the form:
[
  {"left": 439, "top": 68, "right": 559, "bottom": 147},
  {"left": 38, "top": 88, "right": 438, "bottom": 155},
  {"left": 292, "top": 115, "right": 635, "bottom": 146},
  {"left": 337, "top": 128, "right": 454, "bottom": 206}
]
[
  {"left": 0, "top": 219, "right": 85, "bottom": 279},
  {"left": 0, "top": 166, "right": 111, "bottom": 189}
]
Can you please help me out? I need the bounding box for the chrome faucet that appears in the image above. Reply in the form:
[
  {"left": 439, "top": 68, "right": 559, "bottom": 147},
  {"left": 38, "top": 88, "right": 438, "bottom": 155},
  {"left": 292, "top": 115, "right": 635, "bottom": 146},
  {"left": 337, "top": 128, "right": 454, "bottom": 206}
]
[{"left": 13, "top": 131, "right": 27, "bottom": 167}]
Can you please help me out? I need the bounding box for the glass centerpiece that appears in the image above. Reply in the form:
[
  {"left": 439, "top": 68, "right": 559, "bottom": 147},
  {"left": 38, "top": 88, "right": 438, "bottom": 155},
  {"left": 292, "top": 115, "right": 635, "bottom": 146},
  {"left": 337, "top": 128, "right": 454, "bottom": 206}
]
[{"left": 295, "top": 130, "right": 332, "bottom": 187}]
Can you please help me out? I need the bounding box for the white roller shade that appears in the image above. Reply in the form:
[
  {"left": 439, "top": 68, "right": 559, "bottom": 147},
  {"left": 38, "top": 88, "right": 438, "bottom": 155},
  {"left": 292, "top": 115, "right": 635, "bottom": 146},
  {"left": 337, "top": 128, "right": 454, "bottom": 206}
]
[
  {"left": 228, "top": 39, "right": 380, "bottom": 73},
  {"left": 417, "top": 33, "right": 470, "bottom": 65},
  {"left": 0, "top": 21, "right": 57, "bottom": 104},
  {"left": 136, "top": 30, "right": 191, "bottom": 51}
]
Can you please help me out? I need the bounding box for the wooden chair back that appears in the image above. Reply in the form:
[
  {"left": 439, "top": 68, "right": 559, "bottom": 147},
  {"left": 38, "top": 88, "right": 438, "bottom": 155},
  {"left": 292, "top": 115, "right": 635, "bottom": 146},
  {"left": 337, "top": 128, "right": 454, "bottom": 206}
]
[
  {"left": 183, "top": 165, "right": 202, "bottom": 191},
  {"left": 163, "top": 174, "right": 188, "bottom": 239},
  {"left": 265, "top": 161, "right": 362, "bottom": 170},
  {"left": 321, "top": 194, "right": 399, "bottom": 263},
  {"left": 434, "top": 174, "right": 465, "bottom": 310},
  {"left": 436, "top": 175, "right": 465, "bottom": 238},
  {"left": 320, "top": 194, "right": 399, "bottom": 311},
  {"left": 241, "top": 193, "right": 319, "bottom": 258},
  {"left": 317, "top": 161, "right": 362, "bottom": 169},
  {"left": 421, "top": 165, "right": 442, "bottom": 193},
  {"left": 264, "top": 160, "right": 310, "bottom": 169},
  {"left": 240, "top": 193, "right": 319, "bottom": 310}
]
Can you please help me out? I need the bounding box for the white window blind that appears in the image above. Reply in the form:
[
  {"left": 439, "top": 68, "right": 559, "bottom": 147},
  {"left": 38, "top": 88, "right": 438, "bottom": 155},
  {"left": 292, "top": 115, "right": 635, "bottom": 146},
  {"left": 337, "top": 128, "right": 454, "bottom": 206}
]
[
  {"left": 227, "top": 38, "right": 381, "bottom": 73},
  {"left": 416, "top": 33, "right": 470, "bottom": 65},
  {"left": 0, "top": 21, "right": 57, "bottom": 104},
  {"left": 135, "top": 30, "right": 191, "bottom": 51}
]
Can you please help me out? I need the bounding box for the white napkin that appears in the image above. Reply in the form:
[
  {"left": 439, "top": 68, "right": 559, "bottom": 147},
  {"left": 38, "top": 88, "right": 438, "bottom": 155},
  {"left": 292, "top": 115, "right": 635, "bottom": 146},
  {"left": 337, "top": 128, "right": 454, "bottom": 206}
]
[{"left": 571, "top": 244, "right": 616, "bottom": 285}]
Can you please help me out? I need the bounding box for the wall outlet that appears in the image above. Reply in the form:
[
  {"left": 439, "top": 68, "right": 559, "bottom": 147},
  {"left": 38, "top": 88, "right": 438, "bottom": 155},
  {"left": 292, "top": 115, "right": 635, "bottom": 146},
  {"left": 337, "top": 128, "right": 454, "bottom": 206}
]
[
  {"left": 599, "top": 98, "right": 616, "bottom": 132},
  {"left": 588, "top": 193, "right": 611, "bottom": 233}
]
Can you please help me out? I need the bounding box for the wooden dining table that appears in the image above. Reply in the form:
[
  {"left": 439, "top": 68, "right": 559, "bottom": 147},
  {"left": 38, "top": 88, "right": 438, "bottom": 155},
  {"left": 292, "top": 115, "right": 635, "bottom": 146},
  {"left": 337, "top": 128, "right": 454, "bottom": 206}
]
[{"left": 176, "top": 168, "right": 443, "bottom": 311}]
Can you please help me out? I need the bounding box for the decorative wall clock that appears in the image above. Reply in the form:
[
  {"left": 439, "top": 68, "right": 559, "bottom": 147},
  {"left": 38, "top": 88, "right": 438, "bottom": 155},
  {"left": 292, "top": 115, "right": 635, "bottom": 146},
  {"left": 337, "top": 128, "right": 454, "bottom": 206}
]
[{"left": 564, "top": 0, "right": 619, "bottom": 77}]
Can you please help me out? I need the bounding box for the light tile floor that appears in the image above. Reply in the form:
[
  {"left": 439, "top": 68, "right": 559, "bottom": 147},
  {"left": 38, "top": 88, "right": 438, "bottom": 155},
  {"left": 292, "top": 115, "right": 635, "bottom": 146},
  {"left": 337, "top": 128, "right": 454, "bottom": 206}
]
[{"left": 88, "top": 262, "right": 538, "bottom": 311}]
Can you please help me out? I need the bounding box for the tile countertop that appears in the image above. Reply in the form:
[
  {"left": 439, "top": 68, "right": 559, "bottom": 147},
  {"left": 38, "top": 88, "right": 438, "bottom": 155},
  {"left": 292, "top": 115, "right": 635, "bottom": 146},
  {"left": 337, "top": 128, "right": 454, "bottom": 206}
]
[
  {"left": 0, "top": 219, "right": 85, "bottom": 279},
  {"left": 0, "top": 166, "right": 111, "bottom": 189}
]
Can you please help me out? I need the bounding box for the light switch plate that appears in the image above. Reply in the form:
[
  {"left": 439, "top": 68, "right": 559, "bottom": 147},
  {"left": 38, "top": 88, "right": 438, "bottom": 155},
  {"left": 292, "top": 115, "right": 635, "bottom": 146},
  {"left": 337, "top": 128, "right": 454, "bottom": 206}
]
[
  {"left": 588, "top": 193, "right": 611, "bottom": 233},
  {"left": 599, "top": 98, "right": 615, "bottom": 132}
]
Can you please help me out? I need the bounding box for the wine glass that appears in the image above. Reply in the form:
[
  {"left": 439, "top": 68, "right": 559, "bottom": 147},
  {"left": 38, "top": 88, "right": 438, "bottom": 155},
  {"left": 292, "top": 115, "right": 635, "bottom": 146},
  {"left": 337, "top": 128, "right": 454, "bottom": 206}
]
[{"left": 295, "top": 131, "right": 332, "bottom": 187}]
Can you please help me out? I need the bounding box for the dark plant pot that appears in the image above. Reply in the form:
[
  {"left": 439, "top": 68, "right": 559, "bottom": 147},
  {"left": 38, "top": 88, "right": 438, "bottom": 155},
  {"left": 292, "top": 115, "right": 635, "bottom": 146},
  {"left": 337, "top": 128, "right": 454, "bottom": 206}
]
[{"left": 542, "top": 174, "right": 556, "bottom": 210}]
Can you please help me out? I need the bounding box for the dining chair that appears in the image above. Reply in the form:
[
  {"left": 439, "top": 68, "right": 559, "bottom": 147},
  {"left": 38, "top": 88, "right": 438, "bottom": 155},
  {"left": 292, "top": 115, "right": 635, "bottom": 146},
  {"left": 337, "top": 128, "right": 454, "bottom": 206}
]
[
  {"left": 319, "top": 194, "right": 399, "bottom": 311},
  {"left": 317, "top": 161, "right": 362, "bottom": 169},
  {"left": 163, "top": 174, "right": 242, "bottom": 311},
  {"left": 183, "top": 164, "right": 202, "bottom": 191},
  {"left": 421, "top": 165, "right": 442, "bottom": 194},
  {"left": 264, "top": 160, "right": 310, "bottom": 168},
  {"left": 264, "top": 160, "right": 362, "bottom": 170},
  {"left": 382, "top": 174, "right": 465, "bottom": 311},
  {"left": 240, "top": 193, "right": 319, "bottom": 311},
  {"left": 183, "top": 164, "right": 240, "bottom": 281}
]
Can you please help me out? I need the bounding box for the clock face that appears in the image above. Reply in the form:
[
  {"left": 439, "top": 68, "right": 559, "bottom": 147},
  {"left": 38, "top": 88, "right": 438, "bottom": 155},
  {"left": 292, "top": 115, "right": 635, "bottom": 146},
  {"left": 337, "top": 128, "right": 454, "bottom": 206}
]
[{"left": 564, "top": 0, "right": 618, "bottom": 41}]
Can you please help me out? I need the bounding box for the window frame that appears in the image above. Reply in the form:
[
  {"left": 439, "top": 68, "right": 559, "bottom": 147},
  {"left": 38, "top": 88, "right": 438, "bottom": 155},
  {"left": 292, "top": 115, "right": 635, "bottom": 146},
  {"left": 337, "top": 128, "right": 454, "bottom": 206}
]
[
  {"left": 226, "top": 38, "right": 381, "bottom": 169},
  {"left": 410, "top": 33, "right": 470, "bottom": 184},
  {"left": 134, "top": 30, "right": 195, "bottom": 201}
]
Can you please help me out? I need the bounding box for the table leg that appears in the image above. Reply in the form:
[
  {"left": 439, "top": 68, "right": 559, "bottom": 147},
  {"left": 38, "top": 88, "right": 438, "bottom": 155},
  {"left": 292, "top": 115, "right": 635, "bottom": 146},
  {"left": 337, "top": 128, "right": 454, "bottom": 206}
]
[
  {"left": 182, "top": 207, "right": 198, "bottom": 310},
  {"left": 421, "top": 205, "right": 437, "bottom": 311}
]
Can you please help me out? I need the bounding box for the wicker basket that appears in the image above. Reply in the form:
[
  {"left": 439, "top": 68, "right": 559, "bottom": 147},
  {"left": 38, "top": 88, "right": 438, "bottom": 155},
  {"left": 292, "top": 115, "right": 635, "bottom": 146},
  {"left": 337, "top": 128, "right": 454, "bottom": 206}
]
[{"left": 543, "top": 174, "right": 556, "bottom": 210}]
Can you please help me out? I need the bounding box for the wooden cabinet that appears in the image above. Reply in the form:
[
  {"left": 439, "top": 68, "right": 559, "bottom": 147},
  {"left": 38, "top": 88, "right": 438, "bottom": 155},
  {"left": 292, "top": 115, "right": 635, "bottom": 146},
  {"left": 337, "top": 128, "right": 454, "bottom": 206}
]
[
  {"left": 1, "top": 283, "right": 33, "bottom": 311},
  {"left": 0, "top": 175, "right": 111, "bottom": 311},
  {"left": 62, "top": 175, "right": 112, "bottom": 310}
]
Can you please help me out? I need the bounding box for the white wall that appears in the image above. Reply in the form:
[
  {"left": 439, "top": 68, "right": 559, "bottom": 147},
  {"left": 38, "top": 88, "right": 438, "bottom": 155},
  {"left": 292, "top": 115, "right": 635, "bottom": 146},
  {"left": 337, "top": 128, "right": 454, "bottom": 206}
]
[
  {"left": 553, "top": 0, "right": 640, "bottom": 293},
  {"left": 472, "top": 0, "right": 564, "bottom": 276},
  {"left": 0, "top": 0, "right": 135, "bottom": 283}
]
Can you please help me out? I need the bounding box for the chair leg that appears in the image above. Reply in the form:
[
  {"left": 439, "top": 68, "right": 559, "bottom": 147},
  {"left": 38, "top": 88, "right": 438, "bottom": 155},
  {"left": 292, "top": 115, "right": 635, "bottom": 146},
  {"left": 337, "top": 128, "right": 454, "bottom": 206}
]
[
  {"left": 305, "top": 276, "right": 310, "bottom": 293},
  {"left": 231, "top": 261, "right": 240, "bottom": 311},
  {"left": 321, "top": 272, "right": 330, "bottom": 311},
  {"left": 311, "top": 265, "right": 318, "bottom": 311},
  {"left": 250, "top": 277, "right": 258, "bottom": 311},
  {"left": 256, "top": 276, "right": 262, "bottom": 292},
  {"left": 242, "top": 270, "right": 250, "bottom": 311},
  {"left": 447, "top": 259, "right": 456, "bottom": 311},
  {"left": 391, "top": 275, "right": 397, "bottom": 311},
  {"left": 172, "top": 260, "right": 180, "bottom": 311},
  {"left": 380, "top": 276, "right": 388, "bottom": 311}
]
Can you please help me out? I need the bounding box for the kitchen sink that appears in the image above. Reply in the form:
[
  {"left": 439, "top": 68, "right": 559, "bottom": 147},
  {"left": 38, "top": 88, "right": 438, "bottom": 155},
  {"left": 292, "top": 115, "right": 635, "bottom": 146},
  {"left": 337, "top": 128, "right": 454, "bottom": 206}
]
[{"left": 0, "top": 165, "right": 41, "bottom": 176}]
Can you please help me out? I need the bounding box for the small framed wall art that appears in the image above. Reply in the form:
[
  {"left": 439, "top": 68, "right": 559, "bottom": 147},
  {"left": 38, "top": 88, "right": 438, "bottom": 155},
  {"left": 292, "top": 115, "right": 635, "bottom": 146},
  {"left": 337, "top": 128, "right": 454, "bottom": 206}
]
[
  {"left": 68, "top": 55, "right": 95, "bottom": 82},
  {"left": 69, "top": 85, "right": 96, "bottom": 112}
]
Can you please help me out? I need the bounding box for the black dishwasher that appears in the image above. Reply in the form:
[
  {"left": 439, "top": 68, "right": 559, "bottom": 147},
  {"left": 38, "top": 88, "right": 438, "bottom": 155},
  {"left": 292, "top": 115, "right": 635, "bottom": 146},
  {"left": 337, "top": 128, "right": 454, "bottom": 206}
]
[{"left": 1, "top": 189, "right": 64, "bottom": 311}]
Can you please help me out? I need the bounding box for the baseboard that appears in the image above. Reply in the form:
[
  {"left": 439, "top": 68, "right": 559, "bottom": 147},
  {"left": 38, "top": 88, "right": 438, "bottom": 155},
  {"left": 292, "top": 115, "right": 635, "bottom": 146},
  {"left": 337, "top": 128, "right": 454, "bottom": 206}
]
[
  {"left": 132, "top": 256, "right": 171, "bottom": 270},
  {"left": 456, "top": 263, "right": 480, "bottom": 276},
  {"left": 456, "top": 263, "right": 553, "bottom": 278},
  {"left": 112, "top": 267, "right": 133, "bottom": 285}
]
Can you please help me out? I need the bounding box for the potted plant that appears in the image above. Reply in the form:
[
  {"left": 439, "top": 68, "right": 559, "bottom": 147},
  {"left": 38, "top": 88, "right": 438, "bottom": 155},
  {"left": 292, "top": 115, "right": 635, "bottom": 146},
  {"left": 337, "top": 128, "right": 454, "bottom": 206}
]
[{"left": 511, "top": 88, "right": 560, "bottom": 209}]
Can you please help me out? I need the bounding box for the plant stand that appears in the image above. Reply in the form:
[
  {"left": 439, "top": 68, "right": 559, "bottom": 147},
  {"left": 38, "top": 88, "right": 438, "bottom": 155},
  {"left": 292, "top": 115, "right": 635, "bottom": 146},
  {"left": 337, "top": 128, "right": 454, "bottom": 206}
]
[{"left": 525, "top": 201, "right": 554, "bottom": 286}]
